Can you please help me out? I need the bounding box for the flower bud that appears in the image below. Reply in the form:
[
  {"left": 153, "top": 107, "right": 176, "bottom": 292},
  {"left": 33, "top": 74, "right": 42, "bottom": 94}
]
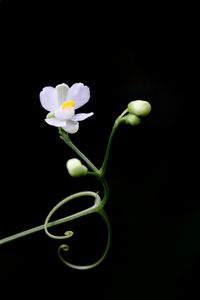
[
  {"left": 128, "top": 100, "right": 151, "bottom": 117},
  {"left": 46, "top": 111, "right": 55, "bottom": 118},
  {"left": 66, "top": 158, "right": 88, "bottom": 177},
  {"left": 122, "top": 114, "right": 141, "bottom": 126}
]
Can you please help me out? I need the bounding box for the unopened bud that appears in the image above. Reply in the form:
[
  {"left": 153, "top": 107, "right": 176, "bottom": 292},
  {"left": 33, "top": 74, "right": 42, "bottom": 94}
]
[
  {"left": 122, "top": 114, "right": 141, "bottom": 126},
  {"left": 46, "top": 111, "right": 55, "bottom": 118},
  {"left": 128, "top": 100, "right": 151, "bottom": 117},
  {"left": 66, "top": 158, "right": 88, "bottom": 177}
]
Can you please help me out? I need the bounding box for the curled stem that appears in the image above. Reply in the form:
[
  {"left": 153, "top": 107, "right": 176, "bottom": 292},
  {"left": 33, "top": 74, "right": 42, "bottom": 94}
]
[
  {"left": 0, "top": 192, "right": 100, "bottom": 246},
  {"left": 57, "top": 209, "right": 111, "bottom": 270},
  {"left": 43, "top": 175, "right": 110, "bottom": 270},
  {"left": 44, "top": 191, "right": 101, "bottom": 240}
]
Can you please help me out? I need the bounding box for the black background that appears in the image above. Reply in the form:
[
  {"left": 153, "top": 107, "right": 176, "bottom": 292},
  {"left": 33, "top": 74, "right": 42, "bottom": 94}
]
[{"left": 0, "top": 1, "right": 199, "bottom": 299}]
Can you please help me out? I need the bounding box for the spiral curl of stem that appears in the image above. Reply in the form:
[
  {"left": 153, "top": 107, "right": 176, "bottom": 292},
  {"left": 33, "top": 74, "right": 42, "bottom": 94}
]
[{"left": 57, "top": 210, "right": 111, "bottom": 270}]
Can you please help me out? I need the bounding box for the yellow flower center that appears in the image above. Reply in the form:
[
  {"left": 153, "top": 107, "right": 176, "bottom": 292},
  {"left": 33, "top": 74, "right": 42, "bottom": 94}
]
[{"left": 61, "top": 100, "right": 75, "bottom": 110}]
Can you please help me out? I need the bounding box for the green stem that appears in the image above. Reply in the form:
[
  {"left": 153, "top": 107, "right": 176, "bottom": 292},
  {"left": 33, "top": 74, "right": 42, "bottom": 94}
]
[
  {"left": 0, "top": 191, "right": 101, "bottom": 246},
  {"left": 59, "top": 128, "right": 100, "bottom": 174},
  {"left": 100, "top": 108, "right": 128, "bottom": 176},
  {"left": 98, "top": 176, "right": 109, "bottom": 208},
  {"left": 87, "top": 172, "right": 109, "bottom": 208},
  {"left": 118, "top": 108, "right": 128, "bottom": 119}
]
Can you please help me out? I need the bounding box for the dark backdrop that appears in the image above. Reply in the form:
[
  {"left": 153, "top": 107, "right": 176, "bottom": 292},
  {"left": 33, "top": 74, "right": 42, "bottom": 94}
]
[{"left": 0, "top": 1, "right": 199, "bottom": 299}]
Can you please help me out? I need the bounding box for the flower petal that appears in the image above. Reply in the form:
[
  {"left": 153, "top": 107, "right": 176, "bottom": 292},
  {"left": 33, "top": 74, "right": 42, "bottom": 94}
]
[
  {"left": 56, "top": 83, "right": 69, "bottom": 105},
  {"left": 40, "top": 87, "right": 58, "bottom": 112},
  {"left": 71, "top": 112, "right": 94, "bottom": 121},
  {"left": 62, "top": 120, "right": 79, "bottom": 134},
  {"left": 55, "top": 106, "right": 75, "bottom": 121},
  {"left": 67, "top": 83, "right": 90, "bottom": 109},
  {"left": 45, "top": 118, "right": 66, "bottom": 127}
]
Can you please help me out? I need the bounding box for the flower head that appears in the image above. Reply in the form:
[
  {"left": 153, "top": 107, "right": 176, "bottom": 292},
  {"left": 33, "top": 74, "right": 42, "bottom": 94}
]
[{"left": 40, "top": 83, "right": 93, "bottom": 133}]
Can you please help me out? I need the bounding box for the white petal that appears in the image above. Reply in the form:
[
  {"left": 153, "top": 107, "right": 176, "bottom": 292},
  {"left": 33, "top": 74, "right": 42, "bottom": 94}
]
[
  {"left": 62, "top": 120, "right": 79, "bottom": 134},
  {"left": 40, "top": 87, "right": 59, "bottom": 112},
  {"left": 71, "top": 112, "right": 94, "bottom": 121},
  {"left": 45, "top": 118, "right": 66, "bottom": 127},
  {"left": 55, "top": 106, "right": 75, "bottom": 121},
  {"left": 67, "top": 83, "right": 90, "bottom": 109},
  {"left": 56, "top": 83, "right": 69, "bottom": 105}
]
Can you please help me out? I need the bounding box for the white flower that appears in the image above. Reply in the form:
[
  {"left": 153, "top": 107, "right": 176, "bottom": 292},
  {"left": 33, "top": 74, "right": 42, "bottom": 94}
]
[{"left": 40, "top": 83, "right": 94, "bottom": 134}]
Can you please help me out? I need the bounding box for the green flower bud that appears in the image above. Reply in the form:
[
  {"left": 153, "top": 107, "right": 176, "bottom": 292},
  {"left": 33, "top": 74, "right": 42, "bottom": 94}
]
[
  {"left": 122, "top": 114, "right": 141, "bottom": 126},
  {"left": 46, "top": 111, "right": 55, "bottom": 118},
  {"left": 66, "top": 158, "right": 88, "bottom": 177},
  {"left": 128, "top": 100, "right": 151, "bottom": 117}
]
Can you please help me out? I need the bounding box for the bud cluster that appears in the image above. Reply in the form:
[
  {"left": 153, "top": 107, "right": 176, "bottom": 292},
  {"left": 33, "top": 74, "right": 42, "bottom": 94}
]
[{"left": 122, "top": 100, "right": 151, "bottom": 125}]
